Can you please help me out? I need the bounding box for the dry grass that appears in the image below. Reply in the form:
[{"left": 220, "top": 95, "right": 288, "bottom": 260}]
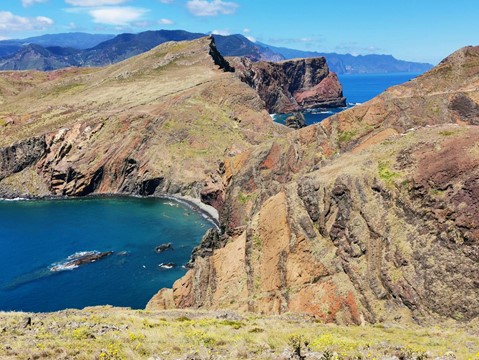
[{"left": 0, "top": 307, "right": 477, "bottom": 360}]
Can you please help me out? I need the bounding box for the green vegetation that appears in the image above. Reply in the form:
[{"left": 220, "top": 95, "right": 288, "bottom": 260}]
[
  {"left": 338, "top": 130, "right": 357, "bottom": 144},
  {"left": 0, "top": 308, "right": 477, "bottom": 359},
  {"left": 238, "top": 191, "right": 254, "bottom": 204},
  {"left": 439, "top": 130, "right": 457, "bottom": 136},
  {"left": 430, "top": 188, "right": 446, "bottom": 196},
  {"left": 378, "top": 161, "right": 400, "bottom": 183}
]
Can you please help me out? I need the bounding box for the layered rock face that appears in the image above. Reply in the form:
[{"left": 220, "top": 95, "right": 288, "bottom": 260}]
[
  {"left": 229, "top": 56, "right": 346, "bottom": 113},
  {"left": 149, "top": 46, "right": 479, "bottom": 324},
  {"left": 0, "top": 37, "right": 288, "bottom": 199}
]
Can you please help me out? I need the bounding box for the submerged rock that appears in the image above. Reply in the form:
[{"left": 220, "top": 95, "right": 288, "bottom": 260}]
[
  {"left": 284, "top": 113, "right": 306, "bottom": 129},
  {"left": 155, "top": 243, "right": 173, "bottom": 253},
  {"left": 50, "top": 251, "right": 113, "bottom": 272}
]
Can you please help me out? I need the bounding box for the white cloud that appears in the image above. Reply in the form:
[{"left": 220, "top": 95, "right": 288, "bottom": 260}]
[
  {"left": 158, "top": 18, "right": 174, "bottom": 25},
  {"left": 246, "top": 36, "right": 256, "bottom": 43},
  {"left": 335, "top": 42, "right": 383, "bottom": 54},
  {"left": 211, "top": 29, "right": 230, "bottom": 36},
  {"left": 242, "top": 27, "right": 250, "bottom": 34},
  {"left": 22, "top": 0, "right": 48, "bottom": 7},
  {"left": 88, "top": 7, "right": 148, "bottom": 25},
  {"left": 65, "top": 0, "right": 128, "bottom": 6},
  {"left": 186, "top": 0, "right": 238, "bottom": 16},
  {"left": 0, "top": 11, "right": 53, "bottom": 32}
]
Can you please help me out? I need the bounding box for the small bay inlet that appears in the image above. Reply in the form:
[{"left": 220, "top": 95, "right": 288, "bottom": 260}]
[{"left": 0, "top": 197, "right": 212, "bottom": 312}]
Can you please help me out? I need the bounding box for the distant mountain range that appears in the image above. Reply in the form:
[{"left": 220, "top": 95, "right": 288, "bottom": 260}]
[
  {"left": 0, "top": 32, "right": 115, "bottom": 57},
  {"left": 0, "top": 30, "right": 433, "bottom": 74},
  {"left": 261, "top": 43, "right": 433, "bottom": 74}
]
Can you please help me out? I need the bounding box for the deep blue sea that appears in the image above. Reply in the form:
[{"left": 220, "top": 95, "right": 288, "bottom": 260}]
[
  {"left": 273, "top": 72, "right": 421, "bottom": 125},
  {"left": 0, "top": 197, "right": 213, "bottom": 312}
]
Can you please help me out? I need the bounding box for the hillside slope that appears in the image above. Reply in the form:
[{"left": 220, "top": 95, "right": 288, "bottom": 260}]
[
  {"left": 149, "top": 46, "right": 479, "bottom": 325},
  {"left": 0, "top": 36, "right": 286, "bottom": 199}
]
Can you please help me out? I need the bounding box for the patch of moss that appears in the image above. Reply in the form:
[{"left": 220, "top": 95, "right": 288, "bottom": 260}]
[
  {"left": 378, "top": 161, "right": 399, "bottom": 183},
  {"left": 430, "top": 188, "right": 445, "bottom": 196},
  {"left": 238, "top": 192, "right": 254, "bottom": 204},
  {"left": 439, "top": 130, "right": 456, "bottom": 136},
  {"left": 338, "top": 130, "right": 357, "bottom": 144}
]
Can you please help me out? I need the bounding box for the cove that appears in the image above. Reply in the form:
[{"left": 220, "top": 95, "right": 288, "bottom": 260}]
[{"left": 0, "top": 197, "right": 213, "bottom": 312}]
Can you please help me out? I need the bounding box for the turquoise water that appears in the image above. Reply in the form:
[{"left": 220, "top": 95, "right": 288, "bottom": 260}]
[
  {"left": 0, "top": 197, "right": 213, "bottom": 312},
  {"left": 273, "top": 72, "right": 421, "bottom": 126}
]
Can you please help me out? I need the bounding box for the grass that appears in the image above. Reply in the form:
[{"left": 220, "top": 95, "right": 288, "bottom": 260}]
[
  {"left": 378, "top": 161, "right": 400, "bottom": 183},
  {"left": 0, "top": 307, "right": 477, "bottom": 359},
  {"left": 238, "top": 191, "right": 255, "bottom": 205},
  {"left": 439, "top": 130, "right": 457, "bottom": 137},
  {"left": 338, "top": 130, "right": 357, "bottom": 144}
]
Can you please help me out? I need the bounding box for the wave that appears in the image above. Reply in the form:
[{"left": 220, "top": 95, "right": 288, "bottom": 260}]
[
  {"left": 165, "top": 201, "right": 179, "bottom": 207},
  {"left": 310, "top": 110, "right": 334, "bottom": 115},
  {"left": 0, "top": 197, "right": 30, "bottom": 202},
  {"left": 159, "top": 262, "right": 176, "bottom": 269},
  {"left": 50, "top": 251, "right": 100, "bottom": 272}
]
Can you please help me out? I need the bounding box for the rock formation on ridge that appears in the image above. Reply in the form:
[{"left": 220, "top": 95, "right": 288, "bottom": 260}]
[{"left": 229, "top": 56, "right": 346, "bottom": 113}]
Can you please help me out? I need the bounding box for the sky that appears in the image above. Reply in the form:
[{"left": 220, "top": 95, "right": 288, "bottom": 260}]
[{"left": 1, "top": 0, "right": 478, "bottom": 64}]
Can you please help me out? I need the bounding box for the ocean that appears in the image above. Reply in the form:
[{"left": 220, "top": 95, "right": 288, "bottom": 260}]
[
  {"left": 0, "top": 197, "right": 213, "bottom": 312},
  {"left": 272, "top": 72, "right": 421, "bottom": 125}
]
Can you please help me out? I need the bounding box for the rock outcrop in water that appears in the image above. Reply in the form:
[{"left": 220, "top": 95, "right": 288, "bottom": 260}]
[
  {"left": 229, "top": 56, "right": 346, "bottom": 113},
  {"left": 148, "top": 46, "right": 479, "bottom": 325},
  {"left": 50, "top": 251, "right": 113, "bottom": 272},
  {"left": 1, "top": 37, "right": 478, "bottom": 325}
]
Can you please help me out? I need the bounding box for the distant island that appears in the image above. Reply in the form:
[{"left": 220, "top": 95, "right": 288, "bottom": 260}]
[{"left": 0, "top": 30, "right": 433, "bottom": 74}]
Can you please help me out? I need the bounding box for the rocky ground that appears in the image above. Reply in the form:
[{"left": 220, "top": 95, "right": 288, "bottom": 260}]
[{"left": 0, "top": 307, "right": 477, "bottom": 359}]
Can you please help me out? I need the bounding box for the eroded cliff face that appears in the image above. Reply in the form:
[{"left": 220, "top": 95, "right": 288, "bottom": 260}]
[
  {"left": 0, "top": 37, "right": 288, "bottom": 199},
  {"left": 1, "top": 38, "right": 478, "bottom": 325},
  {"left": 229, "top": 56, "right": 346, "bottom": 113},
  {"left": 149, "top": 46, "right": 479, "bottom": 325}
]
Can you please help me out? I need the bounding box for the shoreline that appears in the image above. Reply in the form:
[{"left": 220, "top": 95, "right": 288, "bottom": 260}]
[
  {"left": 0, "top": 192, "right": 220, "bottom": 229},
  {"left": 162, "top": 194, "right": 220, "bottom": 229}
]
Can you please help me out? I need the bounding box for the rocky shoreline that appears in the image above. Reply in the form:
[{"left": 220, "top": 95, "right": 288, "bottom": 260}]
[{"left": 0, "top": 192, "right": 220, "bottom": 229}]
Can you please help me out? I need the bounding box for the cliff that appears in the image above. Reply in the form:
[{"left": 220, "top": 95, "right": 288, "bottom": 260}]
[
  {"left": 148, "top": 46, "right": 479, "bottom": 325},
  {"left": 229, "top": 56, "right": 346, "bottom": 113},
  {"left": 0, "top": 36, "right": 288, "bottom": 199}
]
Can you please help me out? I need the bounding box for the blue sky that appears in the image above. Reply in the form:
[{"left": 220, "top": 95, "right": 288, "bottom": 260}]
[{"left": 1, "top": 0, "right": 478, "bottom": 64}]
